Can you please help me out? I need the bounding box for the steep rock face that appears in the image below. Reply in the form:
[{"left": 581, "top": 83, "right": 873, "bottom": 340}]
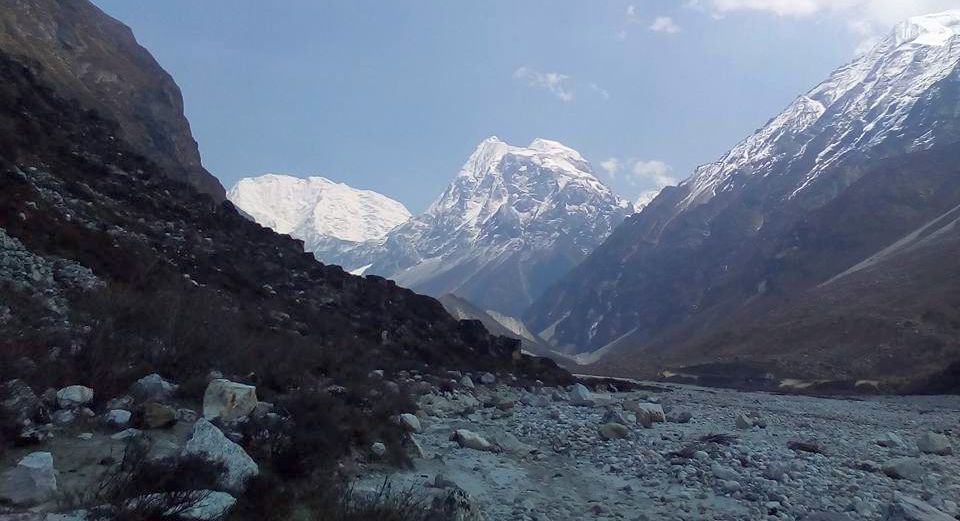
[
  {"left": 341, "top": 137, "right": 634, "bottom": 316},
  {"left": 0, "top": 0, "right": 224, "bottom": 200},
  {"left": 227, "top": 174, "right": 411, "bottom": 266},
  {"left": 525, "top": 11, "right": 960, "bottom": 389}
]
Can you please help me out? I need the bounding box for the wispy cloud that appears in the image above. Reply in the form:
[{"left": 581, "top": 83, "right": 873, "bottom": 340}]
[
  {"left": 590, "top": 83, "right": 611, "bottom": 100},
  {"left": 513, "top": 66, "right": 575, "bottom": 102},
  {"left": 600, "top": 158, "right": 621, "bottom": 177},
  {"left": 649, "top": 16, "right": 682, "bottom": 33}
]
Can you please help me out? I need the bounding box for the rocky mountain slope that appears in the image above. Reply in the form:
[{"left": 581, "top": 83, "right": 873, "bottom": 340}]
[
  {"left": 335, "top": 137, "right": 634, "bottom": 316},
  {"left": 526, "top": 11, "right": 960, "bottom": 391},
  {"left": 0, "top": 1, "right": 571, "bottom": 516},
  {"left": 0, "top": 0, "right": 224, "bottom": 200},
  {"left": 227, "top": 174, "right": 411, "bottom": 266}
]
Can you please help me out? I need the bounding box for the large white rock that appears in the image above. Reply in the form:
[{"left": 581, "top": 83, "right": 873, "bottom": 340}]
[
  {"left": 55, "top": 385, "right": 93, "bottom": 409},
  {"left": 917, "top": 432, "right": 952, "bottom": 456},
  {"left": 0, "top": 452, "right": 58, "bottom": 506},
  {"left": 202, "top": 379, "right": 258, "bottom": 421},
  {"left": 884, "top": 494, "right": 955, "bottom": 521},
  {"left": 103, "top": 409, "right": 132, "bottom": 428},
  {"left": 183, "top": 419, "right": 258, "bottom": 492}
]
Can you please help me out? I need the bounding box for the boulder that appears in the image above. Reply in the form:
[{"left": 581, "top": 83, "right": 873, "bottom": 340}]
[
  {"left": 598, "top": 423, "right": 630, "bottom": 440},
  {"left": 55, "top": 385, "right": 93, "bottom": 409},
  {"left": 1, "top": 379, "right": 40, "bottom": 423},
  {"left": 131, "top": 374, "right": 178, "bottom": 403},
  {"left": 398, "top": 413, "right": 422, "bottom": 433},
  {"left": 0, "top": 452, "right": 58, "bottom": 506},
  {"left": 479, "top": 373, "right": 496, "bottom": 385},
  {"left": 626, "top": 402, "right": 666, "bottom": 424},
  {"left": 183, "top": 419, "right": 258, "bottom": 493},
  {"left": 103, "top": 409, "right": 132, "bottom": 428},
  {"left": 143, "top": 402, "right": 177, "bottom": 429},
  {"left": 459, "top": 376, "right": 475, "bottom": 390},
  {"left": 371, "top": 442, "right": 387, "bottom": 457},
  {"left": 667, "top": 410, "right": 693, "bottom": 424},
  {"left": 876, "top": 432, "right": 906, "bottom": 448},
  {"left": 735, "top": 413, "right": 756, "bottom": 430},
  {"left": 883, "top": 494, "right": 955, "bottom": 521},
  {"left": 51, "top": 409, "right": 75, "bottom": 425},
  {"left": 430, "top": 486, "right": 484, "bottom": 521},
  {"left": 917, "top": 432, "right": 952, "bottom": 456},
  {"left": 450, "top": 429, "right": 497, "bottom": 452},
  {"left": 602, "top": 409, "right": 634, "bottom": 425},
  {"left": 202, "top": 380, "right": 258, "bottom": 422},
  {"left": 569, "top": 383, "right": 596, "bottom": 406},
  {"left": 882, "top": 458, "right": 925, "bottom": 481}
]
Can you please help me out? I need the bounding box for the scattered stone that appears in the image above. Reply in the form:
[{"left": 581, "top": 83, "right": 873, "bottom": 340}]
[
  {"left": 51, "top": 409, "right": 75, "bottom": 425},
  {"left": 183, "top": 419, "right": 259, "bottom": 492},
  {"left": 735, "top": 413, "right": 755, "bottom": 430},
  {"left": 131, "top": 374, "right": 178, "bottom": 403},
  {"left": 884, "top": 494, "right": 955, "bottom": 521},
  {"left": 55, "top": 385, "right": 93, "bottom": 409},
  {"left": 103, "top": 409, "right": 132, "bottom": 428},
  {"left": 202, "top": 379, "right": 258, "bottom": 422},
  {"left": 877, "top": 432, "right": 906, "bottom": 448},
  {"left": 398, "top": 413, "right": 422, "bottom": 433},
  {"left": 917, "top": 432, "right": 952, "bottom": 456},
  {"left": 111, "top": 428, "right": 142, "bottom": 440},
  {"left": 480, "top": 373, "right": 496, "bottom": 385},
  {"left": 569, "top": 383, "right": 596, "bottom": 406},
  {"left": 106, "top": 396, "right": 134, "bottom": 411},
  {"left": 0, "top": 452, "right": 58, "bottom": 506},
  {"left": 460, "top": 376, "right": 476, "bottom": 390},
  {"left": 371, "top": 442, "right": 387, "bottom": 457},
  {"left": 882, "top": 458, "right": 925, "bottom": 481},
  {"left": 143, "top": 402, "right": 177, "bottom": 429},
  {"left": 598, "top": 423, "right": 630, "bottom": 440},
  {"left": 450, "top": 429, "right": 497, "bottom": 452}
]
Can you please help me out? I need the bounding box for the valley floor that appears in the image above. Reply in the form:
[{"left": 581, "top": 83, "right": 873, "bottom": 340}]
[{"left": 360, "top": 382, "right": 960, "bottom": 521}]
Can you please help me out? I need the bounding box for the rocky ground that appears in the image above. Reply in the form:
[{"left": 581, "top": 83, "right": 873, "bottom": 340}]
[{"left": 359, "top": 378, "right": 960, "bottom": 521}]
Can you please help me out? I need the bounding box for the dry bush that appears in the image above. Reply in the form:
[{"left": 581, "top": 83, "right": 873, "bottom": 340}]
[{"left": 87, "top": 441, "right": 224, "bottom": 521}]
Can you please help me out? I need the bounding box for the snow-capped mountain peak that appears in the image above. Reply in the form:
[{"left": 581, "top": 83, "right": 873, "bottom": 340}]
[
  {"left": 677, "top": 10, "right": 960, "bottom": 210},
  {"left": 227, "top": 174, "right": 411, "bottom": 255},
  {"left": 346, "top": 137, "right": 634, "bottom": 315}
]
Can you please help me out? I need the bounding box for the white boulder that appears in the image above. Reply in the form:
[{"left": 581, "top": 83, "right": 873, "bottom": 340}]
[
  {"left": 624, "top": 402, "right": 666, "bottom": 423},
  {"left": 917, "top": 432, "right": 952, "bottom": 456},
  {"left": 0, "top": 452, "right": 58, "bottom": 506},
  {"left": 103, "top": 409, "right": 132, "bottom": 428},
  {"left": 56, "top": 385, "right": 93, "bottom": 409},
  {"left": 183, "top": 419, "right": 259, "bottom": 492},
  {"left": 202, "top": 379, "right": 258, "bottom": 421},
  {"left": 569, "top": 383, "right": 596, "bottom": 406},
  {"left": 398, "top": 413, "right": 422, "bottom": 433}
]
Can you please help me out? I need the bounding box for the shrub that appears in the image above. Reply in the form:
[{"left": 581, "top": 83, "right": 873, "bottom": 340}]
[{"left": 87, "top": 441, "right": 225, "bottom": 521}]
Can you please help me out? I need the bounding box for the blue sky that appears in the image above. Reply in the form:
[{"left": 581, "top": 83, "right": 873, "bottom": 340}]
[{"left": 92, "top": 0, "right": 955, "bottom": 212}]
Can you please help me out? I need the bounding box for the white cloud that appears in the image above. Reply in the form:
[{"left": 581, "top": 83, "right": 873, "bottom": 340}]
[
  {"left": 626, "top": 5, "right": 642, "bottom": 23},
  {"left": 513, "top": 67, "right": 575, "bottom": 102},
  {"left": 649, "top": 16, "right": 683, "bottom": 33},
  {"left": 685, "top": 0, "right": 958, "bottom": 50},
  {"left": 590, "top": 83, "right": 611, "bottom": 100},
  {"left": 630, "top": 160, "right": 679, "bottom": 188},
  {"left": 600, "top": 158, "right": 621, "bottom": 177},
  {"left": 686, "top": 0, "right": 959, "bottom": 52}
]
